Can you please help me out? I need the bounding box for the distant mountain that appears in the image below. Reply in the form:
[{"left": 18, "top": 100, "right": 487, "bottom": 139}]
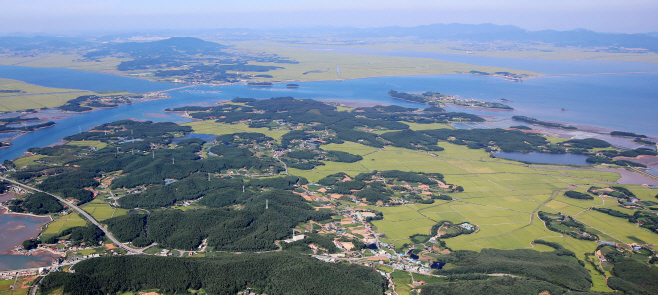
[
  {"left": 97, "top": 37, "right": 228, "bottom": 58},
  {"left": 344, "top": 23, "right": 658, "bottom": 52}
]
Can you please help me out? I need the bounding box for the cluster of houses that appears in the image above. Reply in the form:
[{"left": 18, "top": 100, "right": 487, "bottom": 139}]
[{"left": 0, "top": 268, "right": 42, "bottom": 280}]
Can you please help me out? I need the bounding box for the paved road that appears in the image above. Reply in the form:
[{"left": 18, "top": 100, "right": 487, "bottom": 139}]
[{"left": 0, "top": 176, "right": 139, "bottom": 254}]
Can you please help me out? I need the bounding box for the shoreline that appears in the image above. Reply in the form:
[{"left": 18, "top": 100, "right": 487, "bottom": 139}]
[
  {"left": 0, "top": 91, "right": 179, "bottom": 144},
  {"left": 0, "top": 206, "right": 52, "bottom": 220}
]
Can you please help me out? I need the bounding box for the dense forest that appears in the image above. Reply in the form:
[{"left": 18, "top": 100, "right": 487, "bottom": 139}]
[
  {"left": 39, "top": 253, "right": 386, "bottom": 295},
  {"left": 421, "top": 277, "right": 597, "bottom": 295},
  {"left": 105, "top": 189, "right": 331, "bottom": 250},
  {"left": 433, "top": 247, "right": 592, "bottom": 291},
  {"left": 7, "top": 192, "right": 63, "bottom": 214}
]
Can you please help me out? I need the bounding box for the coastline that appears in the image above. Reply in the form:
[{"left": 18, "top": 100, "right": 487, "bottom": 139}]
[{"left": 0, "top": 91, "right": 179, "bottom": 144}]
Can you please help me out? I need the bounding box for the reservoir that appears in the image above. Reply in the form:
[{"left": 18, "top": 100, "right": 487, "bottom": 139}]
[{"left": 495, "top": 151, "right": 591, "bottom": 165}]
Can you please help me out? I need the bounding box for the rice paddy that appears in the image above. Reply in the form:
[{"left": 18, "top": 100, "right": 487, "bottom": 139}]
[
  {"left": 42, "top": 213, "right": 86, "bottom": 235},
  {"left": 81, "top": 199, "right": 127, "bottom": 221},
  {"left": 295, "top": 138, "right": 658, "bottom": 257}
]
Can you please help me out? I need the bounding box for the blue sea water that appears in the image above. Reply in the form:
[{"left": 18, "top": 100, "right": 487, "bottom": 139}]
[{"left": 0, "top": 53, "right": 657, "bottom": 162}]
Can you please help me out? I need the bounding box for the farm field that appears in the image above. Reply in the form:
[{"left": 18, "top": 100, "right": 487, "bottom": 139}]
[
  {"left": 279, "top": 137, "right": 657, "bottom": 266},
  {"left": 181, "top": 121, "right": 290, "bottom": 139},
  {"left": 42, "top": 213, "right": 86, "bottom": 235},
  {"left": 0, "top": 78, "right": 94, "bottom": 112},
  {"left": 81, "top": 199, "right": 127, "bottom": 221}
]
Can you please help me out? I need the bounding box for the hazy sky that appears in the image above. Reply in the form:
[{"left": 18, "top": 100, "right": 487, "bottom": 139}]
[{"left": 2, "top": 0, "right": 657, "bottom": 34}]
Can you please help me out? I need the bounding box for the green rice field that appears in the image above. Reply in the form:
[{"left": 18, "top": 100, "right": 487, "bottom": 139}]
[
  {"left": 291, "top": 138, "right": 658, "bottom": 259},
  {"left": 42, "top": 213, "right": 86, "bottom": 235},
  {"left": 81, "top": 199, "right": 127, "bottom": 221}
]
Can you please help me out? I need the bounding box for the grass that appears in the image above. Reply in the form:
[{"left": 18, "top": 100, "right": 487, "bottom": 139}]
[{"left": 0, "top": 78, "right": 95, "bottom": 112}]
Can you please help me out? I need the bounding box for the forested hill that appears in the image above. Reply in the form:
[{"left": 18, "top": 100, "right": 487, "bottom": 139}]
[
  {"left": 40, "top": 253, "right": 387, "bottom": 295},
  {"left": 108, "top": 37, "right": 228, "bottom": 57}
]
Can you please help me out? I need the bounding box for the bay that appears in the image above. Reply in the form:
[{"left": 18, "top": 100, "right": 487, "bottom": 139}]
[{"left": 0, "top": 72, "right": 656, "bottom": 162}]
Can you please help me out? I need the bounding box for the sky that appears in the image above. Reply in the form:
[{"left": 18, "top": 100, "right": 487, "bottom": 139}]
[{"left": 2, "top": 0, "right": 658, "bottom": 34}]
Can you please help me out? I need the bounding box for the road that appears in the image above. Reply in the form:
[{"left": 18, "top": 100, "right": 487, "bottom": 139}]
[{"left": 0, "top": 176, "right": 140, "bottom": 254}]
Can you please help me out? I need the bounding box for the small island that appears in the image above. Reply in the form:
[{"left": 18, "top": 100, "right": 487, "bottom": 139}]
[
  {"left": 512, "top": 115, "right": 577, "bottom": 130},
  {"left": 286, "top": 83, "right": 300, "bottom": 88},
  {"left": 389, "top": 90, "right": 513, "bottom": 109}
]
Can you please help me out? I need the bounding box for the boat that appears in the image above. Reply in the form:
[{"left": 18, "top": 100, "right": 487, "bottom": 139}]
[{"left": 286, "top": 84, "right": 300, "bottom": 88}]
